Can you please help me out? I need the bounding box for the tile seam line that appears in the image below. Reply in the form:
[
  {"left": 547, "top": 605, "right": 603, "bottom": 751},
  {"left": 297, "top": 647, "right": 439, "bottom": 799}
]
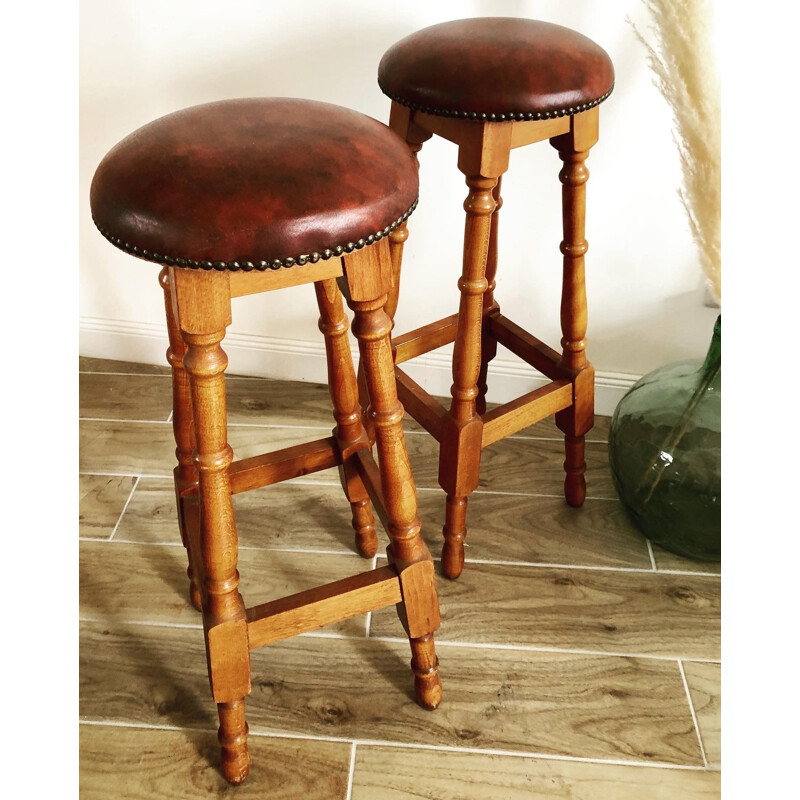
[
  {"left": 646, "top": 539, "right": 657, "bottom": 571},
  {"left": 81, "top": 538, "right": 365, "bottom": 558},
  {"left": 75, "top": 539, "right": 719, "bottom": 577},
  {"left": 345, "top": 742, "right": 357, "bottom": 800},
  {"left": 78, "top": 416, "right": 607, "bottom": 442},
  {"left": 77, "top": 470, "right": 617, "bottom": 498},
  {"left": 77, "top": 617, "right": 721, "bottom": 662},
  {"left": 76, "top": 472, "right": 621, "bottom": 502},
  {"left": 77, "top": 720, "right": 712, "bottom": 771},
  {"left": 678, "top": 659, "right": 709, "bottom": 767},
  {"left": 79, "top": 371, "right": 282, "bottom": 381},
  {"left": 106, "top": 476, "right": 141, "bottom": 542}
]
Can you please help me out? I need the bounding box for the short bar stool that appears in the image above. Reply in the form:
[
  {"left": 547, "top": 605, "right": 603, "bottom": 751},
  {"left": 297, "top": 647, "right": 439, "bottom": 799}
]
[
  {"left": 377, "top": 18, "right": 615, "bottom": 578},
  {"left": 90, "top": 98, "right": 442, "bottom": 785}
]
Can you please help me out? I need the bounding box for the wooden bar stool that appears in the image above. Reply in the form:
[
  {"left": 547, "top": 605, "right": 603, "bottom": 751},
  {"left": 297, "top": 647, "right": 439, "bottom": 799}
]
[
  {"left": 90, "top": 98, "right": 442, "bottom": 785},
  {"left": 377, "top": 18, "right": 615, "bottom": 578}
]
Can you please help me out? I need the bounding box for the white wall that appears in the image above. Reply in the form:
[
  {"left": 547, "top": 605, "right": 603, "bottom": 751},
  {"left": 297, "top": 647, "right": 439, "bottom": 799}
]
[{"left": 79, "top": 0, "right": 719, "bottom": 414}]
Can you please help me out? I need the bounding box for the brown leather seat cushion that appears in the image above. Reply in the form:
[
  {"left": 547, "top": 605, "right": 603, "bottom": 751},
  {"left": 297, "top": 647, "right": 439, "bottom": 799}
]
[
  {"left": 90, "top": 98, "right": 418, "bottom": 271},
  {"left": 378, "top": 18, "right": 614, "bottom": 121}
]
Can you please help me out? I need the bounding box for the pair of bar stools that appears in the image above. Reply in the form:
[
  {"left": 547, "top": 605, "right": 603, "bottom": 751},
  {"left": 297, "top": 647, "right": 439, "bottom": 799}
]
[{"left": 90, "top": 18, "right": 614, "bottom": 784}]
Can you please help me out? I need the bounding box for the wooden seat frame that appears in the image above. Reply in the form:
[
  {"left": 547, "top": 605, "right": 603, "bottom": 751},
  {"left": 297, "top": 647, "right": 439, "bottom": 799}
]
[
  {"left": 383, "top": 102, "right": 600, "bottom": 579},
  {"left": 159, "top": 237, "right": 441, "bottom": 785}
]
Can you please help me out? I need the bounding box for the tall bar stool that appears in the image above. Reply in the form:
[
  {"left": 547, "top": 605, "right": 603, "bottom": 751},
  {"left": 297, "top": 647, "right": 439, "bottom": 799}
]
[
  {"left": 90, "top": 98, "right": 442, "bottom": 785},
  {"left": 377, "top": 18, "right": 615, "bottom": 578}
]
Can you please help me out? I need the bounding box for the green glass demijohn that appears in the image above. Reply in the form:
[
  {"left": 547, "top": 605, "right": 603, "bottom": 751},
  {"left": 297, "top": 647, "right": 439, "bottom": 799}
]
[{"left": 608, "top": 316, "right": 721, "bottom": 561}]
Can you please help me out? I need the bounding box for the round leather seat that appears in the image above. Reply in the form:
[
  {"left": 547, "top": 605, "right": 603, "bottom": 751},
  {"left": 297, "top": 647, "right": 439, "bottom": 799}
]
[
  {"left": 90, "top": 98, "right": 419, "bottom": 271},
  {"left": 378, "top": 18, "right": 614, "bottom": 121}
]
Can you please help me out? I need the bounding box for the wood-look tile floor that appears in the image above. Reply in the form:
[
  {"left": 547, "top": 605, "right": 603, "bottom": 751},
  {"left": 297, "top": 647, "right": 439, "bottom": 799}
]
[{"left": 79, "top": 357, "right": 721, "bottom": 799}]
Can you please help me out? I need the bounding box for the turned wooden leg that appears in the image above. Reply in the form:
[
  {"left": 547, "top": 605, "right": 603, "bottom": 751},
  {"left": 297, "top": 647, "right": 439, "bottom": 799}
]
[
  {"left": 217, "top": 699, "right": 248, "bottom": 783},
  {"left": 439, "top": 173, "right": 499, "bottom": 579},
  {"left": 476, "top": 177, "right": 503, "bottom": 416},
  {"left": 357, "top": 103, "right": 430, "bottom": 430},
  {"left": 159, "top": 268, "right": 202, "bottom": 611},
  {"left": 385, "top": 100, "right": 429, "bottom": 323},
  {"left": 342, "top": 242, "right": 442, "bottom": 710},
  {"left": 315, "top": 278, "right": 378, "bottom": 558},
  {"left": 552, "top": 131, "right": 595, "bottom": 508},
  {"left": 173, "top": 268, "right": 250, "bottom": 785}
]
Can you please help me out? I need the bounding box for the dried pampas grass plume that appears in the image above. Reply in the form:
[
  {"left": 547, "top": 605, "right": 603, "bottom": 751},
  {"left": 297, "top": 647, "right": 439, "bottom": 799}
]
[{"left": 632, "top": 0, "right": 721, "bottom": 302}]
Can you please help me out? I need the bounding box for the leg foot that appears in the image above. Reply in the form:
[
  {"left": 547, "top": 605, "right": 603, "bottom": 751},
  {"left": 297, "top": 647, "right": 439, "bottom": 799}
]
[
  {"left": 564, "top": 434, "right": 587, "bottom": 507},
  {"left": 442, "top": 494, "right": 467, "bottom": 579},
  {"left": 350, "top": 498, "right": 378, "bottom": 558},
  {"left": 187, "top": 564, "right": 203, "bottom": 611},
  {"left": 410, "top": 633, "right": 442, "bottom": 710},
  {"left": 217, "top": 699, "right": 250, "bottom": 785}
]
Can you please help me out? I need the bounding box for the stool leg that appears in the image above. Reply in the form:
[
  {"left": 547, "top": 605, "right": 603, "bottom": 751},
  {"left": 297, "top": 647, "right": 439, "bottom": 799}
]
[
  {"left": 315, "top": 278, "right": 378, "bottom": 558},
  {"left": 553, "top": 137, "right": 595, "bottom": 508},
  {"left": 345, "top": 277, "right": 442, "bottom": 710},
  {"left": 440, "top": 174, "right": 498, "bottom": 579},
  {"left": 174, "top": 269, "right": 250, "bottom": 785},
  {"left": 356, "top": 104, "right": 431, "bottom": 430},
  {"left": 384, "top": 102, "right": 428, "bottom": 324},
  {"left": 476, "top": 177, "right": 503, "bottom": 415},
  {"left": 159, "top": 268, "right": 202, "bottom": 611},
  {"left": 354, "top": 213, "right": 410, "bottom": 433}
]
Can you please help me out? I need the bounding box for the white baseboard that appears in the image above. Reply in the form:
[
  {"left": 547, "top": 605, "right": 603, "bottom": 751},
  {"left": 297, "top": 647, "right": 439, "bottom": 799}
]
[{"left": 80, "top": 316, "right": 639, "bottom": 417}]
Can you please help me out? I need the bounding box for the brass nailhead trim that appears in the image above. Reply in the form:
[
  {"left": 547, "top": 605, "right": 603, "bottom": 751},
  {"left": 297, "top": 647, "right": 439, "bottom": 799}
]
[
  {"left": 93, "top": 198, "right": 418, "bottom": 272},
  {"left": 378, "top": 84, "right": 614, "bottom": 121}
]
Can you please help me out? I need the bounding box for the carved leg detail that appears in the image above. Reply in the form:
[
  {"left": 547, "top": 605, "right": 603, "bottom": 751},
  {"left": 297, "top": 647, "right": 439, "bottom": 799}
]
[
  {"left": 347, "top": 288, "right": 441, "bottom": 709},
  {"left": 217, "top": 699, "right": 250, "bottom": 785},
  {"left": 564, "top": 433, "right": 587, "bottom": 507},
  {"left": 476, "top": 176, "right": 503, "bottom": 416},
  {"left": 554, "top": 139, "right": 594, "bottom": 508},
  {"left": 441, "top": 494, "right": 468, "bottom": 580},
  {"left": 350, "top": 498, "right": 378, "bottom": 559},
  {"left": 385, "top": 220, "right": 409, "bottom": 322},
  {"left": 315, "top": 278, "right": 378, "bottom": 558},
  {"left": 410, "top": 633, "right": 442, "bottom": 710},
  {"left": 159, "top": 268, "right": 202, "bottom": 610}
]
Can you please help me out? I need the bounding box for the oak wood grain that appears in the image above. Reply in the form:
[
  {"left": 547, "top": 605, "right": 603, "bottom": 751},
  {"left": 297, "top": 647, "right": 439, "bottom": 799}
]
[
  {"left": 112, "top": 476, "right": 652, "bottom": 569},
  {"left": 652, "top": 542, "right": 721, "bottom": 575},
  {"left": 683, "top": 661, "right": 721, "bottom": 766},
  {"left": 404, "top": 431, "right": 616, "bottom": 497},
  {"left": 79, "top": 474, "right": 136, "bottom": 538},
  {"left": 113, "top": 477, "right": 360, "bottom": 552},
  {"left": 79, "top": 724, "right": 351, "bottom": 800},
  {"left": 79, "top": 420, "right": 346, "bottom": 480},
  {"left": 78, "top": 362, "right": 612, "bottom": 438},
  {"left": 79, "top": 356, "right": 171, "bottom": 375},
  {"left": 79, "top": 540, "right": 368, "bottom": 637},
  {"left": 80, "top": 368, "right": 339, "bottom": 427},
  {"left": 412, "top": 490, "right": 652, "bottom": 569},
  {"left": 80, "top": 372, "right": 174, "bottom": 420},
  {"left": 370, "top": 559, "right": 720, "bottom": 660},
  {"left": 80, "top": 621, "right": 703, "bottom": 765},
  {"left": 352, "top": 746, "right": 721, "bottom": 799}
]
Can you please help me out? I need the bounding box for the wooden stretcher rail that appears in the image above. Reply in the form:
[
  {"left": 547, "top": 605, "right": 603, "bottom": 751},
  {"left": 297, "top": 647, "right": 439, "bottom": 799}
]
[
  {"left": 246, "top": 565, "right": 402, "bottom": 649},
  {"left": 353, "top": 448, "right": 390, "bottom": 533},
  {"left": 226, "top": 436, "right": 341, "bottom": 495},
  {"left": 392, "top": 313, "right": 460, "bottom": 364},
  {"left": 395, "top": 367, "right": 447, "bottom": 442},
  {"left": 481, "top": 381, "right": 573, "bottom": 448},
  {"left": 488, "top": 314, "right": 574, "bottom": 381}
]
